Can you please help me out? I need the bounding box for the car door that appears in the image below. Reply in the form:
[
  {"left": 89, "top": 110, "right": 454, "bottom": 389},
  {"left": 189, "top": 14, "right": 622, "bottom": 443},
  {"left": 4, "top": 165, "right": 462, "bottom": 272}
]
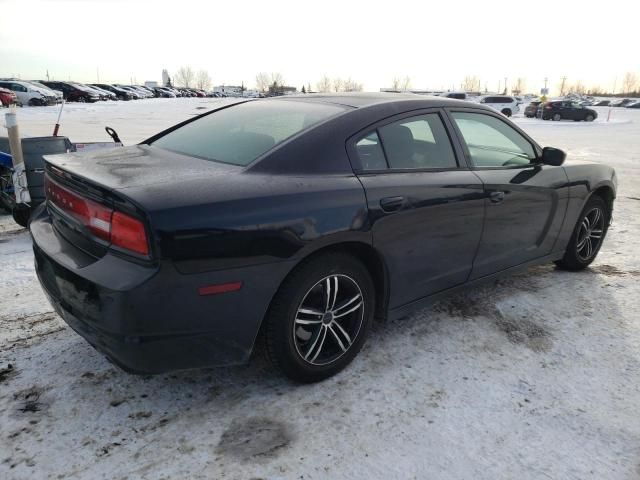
[
  {"left": 446, "top": 108, "right": 569, "bottom": 279},
  {"left": 348, "top": 109, "right": 485, "bottom": 308}
]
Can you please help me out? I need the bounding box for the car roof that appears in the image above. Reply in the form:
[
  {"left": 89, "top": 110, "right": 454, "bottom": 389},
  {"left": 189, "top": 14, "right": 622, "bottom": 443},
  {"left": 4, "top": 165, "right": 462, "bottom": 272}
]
[{"left": 267, "top": 92, "right": 473, "bottom": 109}]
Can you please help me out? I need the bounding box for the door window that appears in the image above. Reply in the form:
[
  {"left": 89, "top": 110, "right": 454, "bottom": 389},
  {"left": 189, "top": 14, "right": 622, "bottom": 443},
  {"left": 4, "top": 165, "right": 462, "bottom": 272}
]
[
  {"left": 355, "top": 113, "right": 457, "bottom": 170},
  {"left": 451, "top": 111, "right": 536, "bottom": 167}
]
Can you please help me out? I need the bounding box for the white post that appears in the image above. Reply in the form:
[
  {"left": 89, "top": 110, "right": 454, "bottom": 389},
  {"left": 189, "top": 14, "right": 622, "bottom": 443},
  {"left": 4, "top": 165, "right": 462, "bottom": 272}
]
[{"left": 4, "top": 105, "right": 31, "bottom": 204}]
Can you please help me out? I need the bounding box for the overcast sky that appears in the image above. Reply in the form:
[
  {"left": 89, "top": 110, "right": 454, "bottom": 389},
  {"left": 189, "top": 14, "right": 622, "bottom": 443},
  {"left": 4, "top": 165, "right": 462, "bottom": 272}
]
[{"left": 1, "top": 0, "right": 638, "bottom": 94}]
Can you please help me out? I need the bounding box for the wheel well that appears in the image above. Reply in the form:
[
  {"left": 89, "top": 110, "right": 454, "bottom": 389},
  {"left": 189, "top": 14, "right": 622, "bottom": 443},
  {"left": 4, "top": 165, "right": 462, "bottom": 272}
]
[
  {"left": 288, "top": 242, "right": 389, "bottom": 320},
  {"left": 592, "top": 186, "right": 615, "bottom": 216}
]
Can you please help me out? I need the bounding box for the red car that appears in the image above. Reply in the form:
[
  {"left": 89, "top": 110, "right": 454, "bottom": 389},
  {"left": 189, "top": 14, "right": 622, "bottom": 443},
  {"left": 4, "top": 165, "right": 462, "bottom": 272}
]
[{"left": 0, "top": 87, "right": 18, "bottom": 107}]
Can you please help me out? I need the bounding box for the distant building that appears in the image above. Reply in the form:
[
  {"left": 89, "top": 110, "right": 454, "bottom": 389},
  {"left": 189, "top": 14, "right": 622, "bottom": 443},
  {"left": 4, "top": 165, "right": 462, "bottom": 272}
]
[
  {"left": 268, "top": 85, "right": 297, "bottom": 96},
  {"left": 145, "top": 81, "right": 159, "bottom": 88},
  {"left": 213, "top": 85, "right": 244, "bottom": 96}
]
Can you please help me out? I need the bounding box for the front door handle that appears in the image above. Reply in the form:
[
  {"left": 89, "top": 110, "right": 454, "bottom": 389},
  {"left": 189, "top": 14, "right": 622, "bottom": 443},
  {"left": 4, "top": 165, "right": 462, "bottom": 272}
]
[
  {"left": 380, "top": 196, "right": 406, "bottom": 212},
  {"left": 489, "top": 191, "right": 505, "bottom": 204}
]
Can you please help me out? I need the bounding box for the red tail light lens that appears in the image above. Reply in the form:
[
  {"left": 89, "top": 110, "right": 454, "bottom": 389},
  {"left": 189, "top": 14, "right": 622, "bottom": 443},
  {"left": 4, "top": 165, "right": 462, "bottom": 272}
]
[
  {"left": 111, "top": 211, "right": 149, "bottom": 256},
  {"left": 45, "top": 175, "right": 149, "bottom": 256}
]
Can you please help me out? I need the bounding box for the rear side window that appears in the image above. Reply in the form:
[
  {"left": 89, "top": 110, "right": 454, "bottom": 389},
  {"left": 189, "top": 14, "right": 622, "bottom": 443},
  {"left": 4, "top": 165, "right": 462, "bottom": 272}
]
[
  {"left": 451, "top": 111, "right": 536, "bottom": 167},
  {"left": 356, "top": 113, "right": 457, "bottom": 170},
  {"left": 151, "top": 100, "right": 347, "bottom": 166}
]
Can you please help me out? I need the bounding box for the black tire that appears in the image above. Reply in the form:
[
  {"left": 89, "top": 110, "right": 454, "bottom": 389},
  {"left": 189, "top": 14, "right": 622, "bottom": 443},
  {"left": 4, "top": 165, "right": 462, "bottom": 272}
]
[
  {"left": 77, "top": 96, "right": 86, "bottom": 103},
  {"left": 555, "top": 195, "right": 609, "bottom": 271},
  {"left": 264, "top": 253, "right": 375, "bottom": 383},
  {"left": 501, "top": 108, "right": 512, "bottom": 117},
  {"left": 585, "top": 114, "right": 594, "bottom": 122},
  {"left": 552, "top": 113, "right": 562, "bottom": 121}
]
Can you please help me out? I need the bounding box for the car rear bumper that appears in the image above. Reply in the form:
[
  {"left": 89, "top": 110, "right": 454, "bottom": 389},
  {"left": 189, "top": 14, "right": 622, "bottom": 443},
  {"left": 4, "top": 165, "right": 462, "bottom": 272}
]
[{"left": 30, "top": 205, "right": 295, "bottom": 374}]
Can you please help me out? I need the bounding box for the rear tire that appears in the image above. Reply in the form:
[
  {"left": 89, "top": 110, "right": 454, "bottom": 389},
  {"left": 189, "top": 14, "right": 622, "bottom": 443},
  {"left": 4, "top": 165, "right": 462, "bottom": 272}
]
[
  {"left": 552, "top": 113, "right": 562, "bottom": 121},
  {"left": 555, "top": 195, "right": 609, "bottom": 271},
  {"left": 501, "top": 108, "right": 512, "bottom": 117},
  {"left": 264, "top": 253, "right": 375, "bottom": 383}
]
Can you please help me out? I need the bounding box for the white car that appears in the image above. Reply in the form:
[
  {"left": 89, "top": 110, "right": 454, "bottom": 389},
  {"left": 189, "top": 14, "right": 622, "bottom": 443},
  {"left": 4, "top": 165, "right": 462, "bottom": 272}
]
[
  {"left": 26, "top": 81, "right": 63, "bottom": 102},
  {"left": 0, "top": 80, "right": 56, "bottom": 106},
  {"left": 478, "top": 95, "right": 520, "bottom": 117}
]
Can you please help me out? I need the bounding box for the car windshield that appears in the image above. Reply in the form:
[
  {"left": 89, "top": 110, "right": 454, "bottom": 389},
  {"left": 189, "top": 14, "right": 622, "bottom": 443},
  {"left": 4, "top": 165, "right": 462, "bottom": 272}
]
[{"left": 150, "top": 100, "right": 348, "bottom": 166}]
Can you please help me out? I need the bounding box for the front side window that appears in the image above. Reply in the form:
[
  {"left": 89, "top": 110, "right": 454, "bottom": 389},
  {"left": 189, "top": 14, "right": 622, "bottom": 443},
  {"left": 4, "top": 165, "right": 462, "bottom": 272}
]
[
  {"left": 451, "top": 112, "right": 536, "bottom": 167},
  {"left": 151, "top": 100, "right": 347, "bottom": 166},
  {"left": 355, "top": 113, "right": 457, "bottom": 171}
]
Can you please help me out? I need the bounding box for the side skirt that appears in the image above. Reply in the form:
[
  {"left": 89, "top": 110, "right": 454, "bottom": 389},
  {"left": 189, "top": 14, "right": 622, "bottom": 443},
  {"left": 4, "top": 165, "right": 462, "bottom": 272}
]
[{"left": 386, "top": 251, "right": 565, "bottom": 322}]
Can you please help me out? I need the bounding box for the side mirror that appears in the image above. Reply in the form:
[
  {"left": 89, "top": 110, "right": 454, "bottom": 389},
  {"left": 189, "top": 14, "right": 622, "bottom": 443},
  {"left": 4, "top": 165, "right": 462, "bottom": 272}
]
[{"left": 541, "top": 146, "right": 566, "bottom": 166}]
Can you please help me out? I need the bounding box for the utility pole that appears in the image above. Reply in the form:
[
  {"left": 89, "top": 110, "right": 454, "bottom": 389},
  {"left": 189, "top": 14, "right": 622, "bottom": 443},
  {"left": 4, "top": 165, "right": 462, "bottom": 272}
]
[
  {"left": 46, "top": 70, "right": 50, "bottom": 81},
  {"left": 504, "top": 77, "right": 508, "bottom": 94},
  {"left": 96, "top": 67, "right": 99, "bottom": 83}
]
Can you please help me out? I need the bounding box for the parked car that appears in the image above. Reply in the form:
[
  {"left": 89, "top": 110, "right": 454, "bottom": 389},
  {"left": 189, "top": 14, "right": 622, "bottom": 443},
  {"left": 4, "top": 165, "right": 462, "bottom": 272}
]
[
  {"left": 593, "top": 100, "right": 610, "bottom": 106},
  {"left": 39, "top": 81, "right": 100, "bottom": 103},
  {"left": 91, "top": 84, "right": 132, "bottom": 100},
  {"left": 31, "top": 94, "right": 616, "bottom": 382},
  {"left": 537, "top": 101, "right": 597, "bottom": 121},
  {"left": 627, "top": 101, "right": 640, "bottom": 109},
  {"left": 610, "top": 98, "right": 634, "bottom": 107},
  {"left": 154, "top": 87, "right": 176, "bottom": 98},
  {"left": 26, "top": 81, "right": 63, "bottom": 103},
  {"left": 86, "top": 85, "right": 117, "bottom": 100},
  {"left": 441, "top": 92, "right": 466, "bottom": 100},
  {"left": 0, "top": 87, "right": 18, "bottom": 107},
  {"left": 524, "top": 101, "right": 541, "bottom": 118},
  {"left": 113, "top": 85, "right": 143, "bottom": 99},
  {"left": 478, "top": 95, "right": 520, "bottom": 116},
  {"left": 0, "top": 80, "right": 56, "bottom": 106}
]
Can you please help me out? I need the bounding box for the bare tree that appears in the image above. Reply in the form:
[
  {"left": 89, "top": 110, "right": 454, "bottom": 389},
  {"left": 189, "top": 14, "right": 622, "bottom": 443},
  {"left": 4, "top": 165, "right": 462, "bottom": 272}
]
[
  {"left": 255, "top": 72, "right": 270, "bottom": 92},
  {"left": 316, "top": 75, "right": 332, "bottom": 92},
  {"left": 462, "top": 75, "right": 479, "bottom": 92},
  {"left": 589, "top": 85, "right": 602, "bottom": 95},
  {"left": 623, "top": 72, "right": 638, "bottom": 94},
  {"left": 391, "top": 77, "right": 401, "bottom": 91},
  {"left": 343, "top": 78, "right": 363, "bottom": 92},
  {"left": 195, "top": 70, "right": 211, "bottom": 91},
  {"left": 571, "top": 80, "right": 586, "bottom": 95},
  {"left": 558, "top": 76, "right": 568, "bottom": 96},
  {"left": 270, "top": 72, "right": 284, "bottom": 87},
  {"left": 175, "top": 66, "right": 195, "bottom": 88},
  {"left": 333, "top": 77, "right": 343, "bottom": 92}
]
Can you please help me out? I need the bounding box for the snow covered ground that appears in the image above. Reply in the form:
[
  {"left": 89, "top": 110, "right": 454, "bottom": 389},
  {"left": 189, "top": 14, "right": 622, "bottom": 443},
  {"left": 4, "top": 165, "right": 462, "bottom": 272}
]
[{"left": 1, "top": 99, "right": 640, "bottom": 480}]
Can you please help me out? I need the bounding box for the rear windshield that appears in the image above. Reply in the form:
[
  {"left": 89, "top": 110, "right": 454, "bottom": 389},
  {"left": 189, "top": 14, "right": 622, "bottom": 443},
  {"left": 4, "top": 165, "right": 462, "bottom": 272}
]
[{"left": 150, "top": 100, "right": 347, "bottom": 166}]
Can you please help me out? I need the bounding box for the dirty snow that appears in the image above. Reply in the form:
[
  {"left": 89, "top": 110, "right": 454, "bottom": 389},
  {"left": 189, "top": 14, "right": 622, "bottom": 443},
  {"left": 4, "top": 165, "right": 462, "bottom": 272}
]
[{"left": 1, "top": 99, "right": 640, "bottom": 479}]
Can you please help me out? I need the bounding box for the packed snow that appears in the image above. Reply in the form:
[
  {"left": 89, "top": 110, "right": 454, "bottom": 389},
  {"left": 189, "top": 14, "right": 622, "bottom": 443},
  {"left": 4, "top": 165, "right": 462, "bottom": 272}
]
[{"left": 1, "top": 99, "right": 640, "bottom": 480}]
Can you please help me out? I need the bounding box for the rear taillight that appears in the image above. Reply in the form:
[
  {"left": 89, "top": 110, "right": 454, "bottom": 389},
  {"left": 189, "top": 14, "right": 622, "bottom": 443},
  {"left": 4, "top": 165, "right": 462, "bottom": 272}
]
[
  {"left": 45, "top": 175, "right": 149, "bottom": 256},
  {"left": 111, "top": 211, "right": 149, "bottom": 256}
]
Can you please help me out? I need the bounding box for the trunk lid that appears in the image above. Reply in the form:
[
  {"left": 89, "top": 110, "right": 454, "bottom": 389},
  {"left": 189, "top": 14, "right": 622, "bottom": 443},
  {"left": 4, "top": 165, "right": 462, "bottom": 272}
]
[{"left": 44, "top": 144, "right": 239, "bottom": 190}]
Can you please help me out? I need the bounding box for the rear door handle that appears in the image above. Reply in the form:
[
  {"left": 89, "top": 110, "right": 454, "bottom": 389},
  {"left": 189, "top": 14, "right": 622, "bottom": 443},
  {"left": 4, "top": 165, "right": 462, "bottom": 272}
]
[
  {"left": 489, "top": 191, "right": 505, "bottom": 204},
  {"left": 380, "top": 196, "right": 406, "bottom": 212}
]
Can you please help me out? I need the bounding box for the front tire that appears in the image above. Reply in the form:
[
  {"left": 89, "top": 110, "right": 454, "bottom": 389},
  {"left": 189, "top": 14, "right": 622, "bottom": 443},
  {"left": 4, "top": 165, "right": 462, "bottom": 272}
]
[
  {"left": 264, "top": 253, "right": 375, "bottom": 382},
  {"left": 555, "top": 195, "right": 609, "bottom": 271},
  {"left": 552, "top": 113, "right": 562, "bottom": 121},
  {"left": 585, "top": 114, "right": 594, "bottom": 122},
  {"left": 501, "top": 108, "right": 512, "bottom": 117}
]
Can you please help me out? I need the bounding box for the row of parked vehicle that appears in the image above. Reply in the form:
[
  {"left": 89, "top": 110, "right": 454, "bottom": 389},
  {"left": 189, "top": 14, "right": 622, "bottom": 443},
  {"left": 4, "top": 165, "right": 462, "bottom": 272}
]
[
  {"left": 524, "top": 97, "right": 640, "bottom": 121},
  {"left": 0, "top": 78, "right": 218, "bottom": 107}
]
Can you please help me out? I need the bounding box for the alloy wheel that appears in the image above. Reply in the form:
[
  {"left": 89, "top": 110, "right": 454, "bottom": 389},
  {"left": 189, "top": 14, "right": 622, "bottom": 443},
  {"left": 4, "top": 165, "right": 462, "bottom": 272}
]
[
  {"left": 576, "top": 207, "right": 604, "bottom": 261},
  {"left": 293, "top": 274, "right": 365, "bottom": 366}
]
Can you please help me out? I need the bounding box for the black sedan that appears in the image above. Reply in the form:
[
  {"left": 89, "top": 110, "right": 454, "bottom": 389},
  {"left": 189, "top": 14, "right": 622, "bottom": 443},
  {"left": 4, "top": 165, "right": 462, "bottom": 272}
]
[
  {"left": 538, "top": 101, "right": 598, "bottom": 121},
  {"left": 30, "top": 94, "right": 617, "bottom": 382}
]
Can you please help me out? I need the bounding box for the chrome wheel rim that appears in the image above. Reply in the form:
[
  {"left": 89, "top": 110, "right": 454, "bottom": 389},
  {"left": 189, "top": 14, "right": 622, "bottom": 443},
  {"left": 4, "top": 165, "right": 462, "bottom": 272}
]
[
  {"left": 293, "top": 274, "right": 364, "bottom": 366},
  {"left": 576, "top": 207, "right": 604, "bottom": 261}
]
